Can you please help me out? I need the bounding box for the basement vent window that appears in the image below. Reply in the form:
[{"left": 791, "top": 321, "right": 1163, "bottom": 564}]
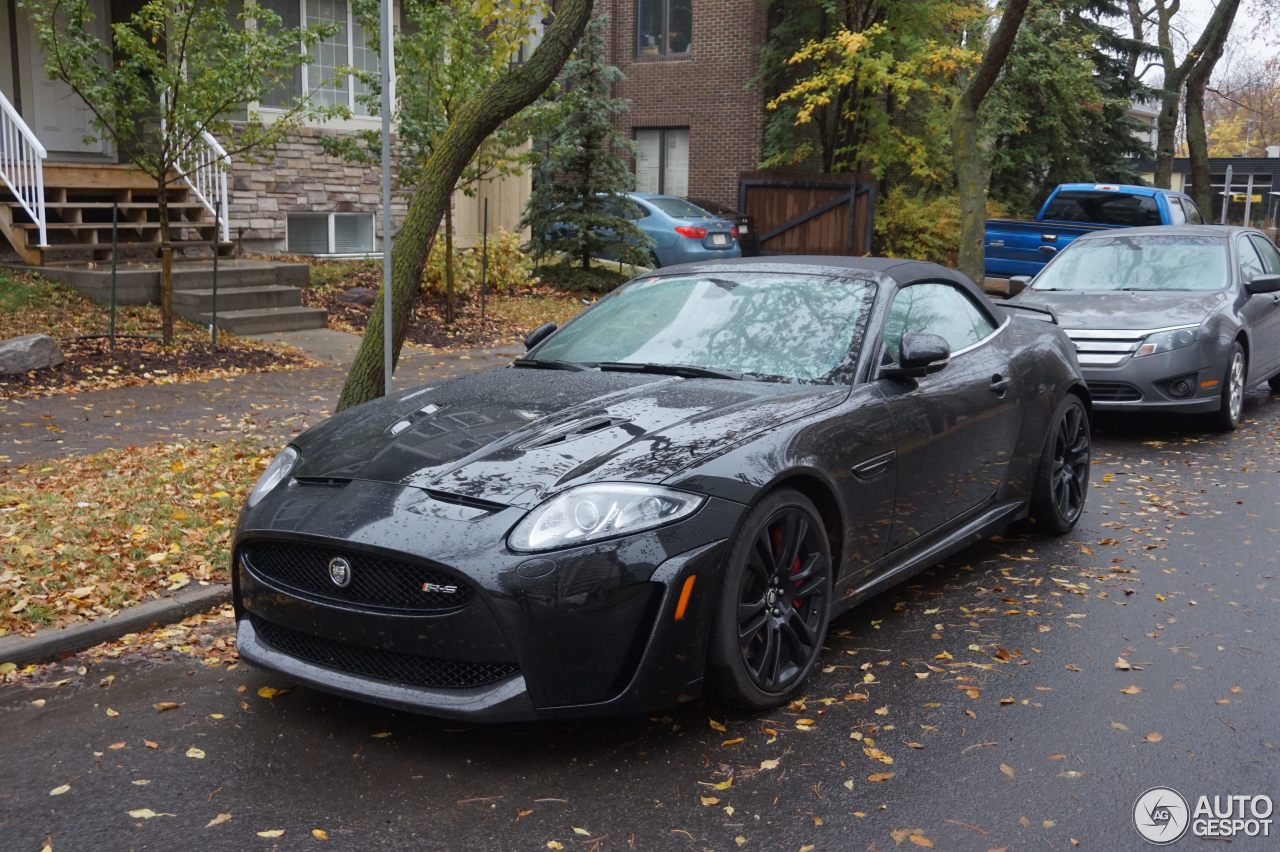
[{"left": 287, "top": 213, "right": 375, "bottom": 255}]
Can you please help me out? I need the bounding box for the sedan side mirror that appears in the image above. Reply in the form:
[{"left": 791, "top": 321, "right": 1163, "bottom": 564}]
[
  {"left": 1246, "top": 273, "right": 1280, "bottom": 295},
  {"left": 524, "top": 322, "right": 557, "bottom": 350},
  {"left": 881, "top": 333, "right": 951, "bottom": 380},
  {"left": 1008, "top": 275, "right": 1031, "bottom": 296}
]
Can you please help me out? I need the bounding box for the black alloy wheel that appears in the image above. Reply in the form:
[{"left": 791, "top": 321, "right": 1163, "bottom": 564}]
[
  {"left": 1030, "top": 394, "right": 1091, "bottom": 533},
  {"left": 708, "top": 489, "right": 832, "bottom": 709}
]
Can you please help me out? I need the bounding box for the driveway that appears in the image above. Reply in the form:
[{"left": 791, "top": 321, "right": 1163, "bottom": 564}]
[{"left": 1, "top": 391, "right": 1277, "bottom": 850}]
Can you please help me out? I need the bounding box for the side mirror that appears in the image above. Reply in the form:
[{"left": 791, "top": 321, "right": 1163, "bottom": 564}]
[
  {"left": 1246, "top": 273, "right": 1280, "bottom": 295},
  {"left": 1009, "top": 275, "right": 1031, "bottom": 296},
  {"left": 524, "top": 322, "right": 557, "bottom": 350},
  {"left": 881, "top": 333, "right": 951, "bottom": 380}
]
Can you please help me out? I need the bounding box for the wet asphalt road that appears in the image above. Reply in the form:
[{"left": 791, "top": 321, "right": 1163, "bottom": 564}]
[{"left": 2, "top": 390, "right": 1278, "bottom": 851}]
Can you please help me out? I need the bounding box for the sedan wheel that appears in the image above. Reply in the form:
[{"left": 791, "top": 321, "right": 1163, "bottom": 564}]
[
  {"left": 708, "top": 490, "right": 832, "bottom": 709},
  {"left": 1211, "top": 344, "right": 1247, "bottom": 431},
  {"left": 1030, "top": 395, "right": 1090, "bottom": 534}
]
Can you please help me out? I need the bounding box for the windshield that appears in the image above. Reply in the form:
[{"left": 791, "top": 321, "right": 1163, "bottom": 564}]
[
  {"left": 649, "top": 197, "right": 714, "bottom": 219},
  {"left": 1032, "top": 235, "right": 1230, "bottom": 292},
  {"left": 530, "top": 274, "right": 875, "bottom": 383}
]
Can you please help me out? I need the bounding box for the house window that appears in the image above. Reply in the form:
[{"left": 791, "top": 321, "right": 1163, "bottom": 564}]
[
  {"left": 635, "top": 128, "right": 689, "bottom": 196},
  {"left": 288, "top": 212, "right": 376, "bottom": 254},
  {"left": 636, "top": 0, "right": 692, "bottom": 56},
  {"left": 258, "top": 0, "right": 378, "bottom": 115}
]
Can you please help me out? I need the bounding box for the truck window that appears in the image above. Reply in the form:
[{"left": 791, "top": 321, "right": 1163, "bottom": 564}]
[
  {"left": 1168, "top": 197, "right": 1187, "bottom": 225},
  {"left": 1041, "top": 191, "right": 1162, "bottom": 227},
  {"left": 1183, "top": 198, "right": 1205, "bottom": 224}
]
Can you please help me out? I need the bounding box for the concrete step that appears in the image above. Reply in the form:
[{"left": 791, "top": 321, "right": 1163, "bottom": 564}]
[
  {"left": 198, "top": 306, "right": 328, "bottom": 335},
  {"left": 172, "top": 263, "right": 311, "bottom": 289},
  {"left": 173, "top": 285, "right": 302, "bottom": 316}
]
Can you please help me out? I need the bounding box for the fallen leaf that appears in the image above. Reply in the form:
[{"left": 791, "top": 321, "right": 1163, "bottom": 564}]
[
  {"left": 735, "top": 838, "right": 747, "bottom": 848},
  {"left": 49, "top": 784, "right": 71, "bottom": 796},
  {"left": 312, "top": 829, "right": 329, "bottom": 840},
  {"left": 153, "top": 701, "right": 181, "bottom": 712},
  {"left": 108, "top": 741, "right": 126, "bottom": 750},
  {"left": 700, "top": 796, "right": 719, "bottom": 806},
  {"left": 1145, "top": 732, "right": 1164, "bottom": 743},
  {"left": 722, "top": 737, "right": 744, "bottom": 747},
  {"left": 709, "top": 719, "right": 726, "bottom": 732},
  {"left": 257, "top": 686, "right": 279, "bottom": 700},
  {"left": 759, "top": 758, "right": 780, "bottom": 771},
  {"left": 1110, "top": 721, "right": 1129, "bottom": 731},
  {"left": 129, "top": 808, "right": 173, "bottom": 820},
  {"left": 572, "top": 828, "right": 590, "bottom": 836},
  {"left": 105, "top": 707, "right": 119, "bottom": 718},
  {"left": 1114, "top": 657, "right": 1132, "bottom": 671},
  {"left": 867, "top": 772, "right": 895, "bottom": 783},
  {"left": 1000, "top": 763, "right": 1015, "bottom": 778},
  {"left": 205, "top": 813, "right": 231, "bottom": 828},
  {"left": 257, "top": 830, "right": 285, "bottom": 838},
  {"left": 144, "top": 739, "right": 159, "bottom": 749},
  {"left": 185, "top": 747, "right": 205, "bottom": 760},
  {"left": 1120, "top": 685, "right": 1142, "bottom": 695},
  {"left": 371, "top": 732, "right": 392, "bottom": 738},
  {"left": 546, "top": 843, "right": 564, "bottom": 851},
  {"left": 863, "top": 746, "right": 894, "bottom": 765}
]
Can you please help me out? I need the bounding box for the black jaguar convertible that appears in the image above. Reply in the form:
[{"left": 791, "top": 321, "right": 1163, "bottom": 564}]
[{"left": 233, "top": 257, "right": 1091, "bottom": 721}]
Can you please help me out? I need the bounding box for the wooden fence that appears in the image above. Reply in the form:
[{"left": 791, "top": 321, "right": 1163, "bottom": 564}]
[{"left": 737, "top": 172, "right": 876, "bottom": 256}]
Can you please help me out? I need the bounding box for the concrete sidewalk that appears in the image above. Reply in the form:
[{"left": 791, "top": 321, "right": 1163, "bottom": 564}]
[{"left": 0, "top": 330, "right": 521, "bottom": 465}]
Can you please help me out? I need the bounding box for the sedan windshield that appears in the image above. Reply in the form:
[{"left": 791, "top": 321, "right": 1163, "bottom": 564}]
[
  {"left": 529, "top": 274, "right": 875, "bottom": 383},
  {"left": 1032, "top": 235, "right": 1229, "bottom": 292}
]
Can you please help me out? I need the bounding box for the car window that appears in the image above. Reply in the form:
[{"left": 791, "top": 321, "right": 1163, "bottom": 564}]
[
  {"left": 1239, "top": 237, "right": 1268, "bottom": 283},
  {"left": 1041, "top": 190, "right": 1162, "bottom": 226},
  {"left": 1032, "top": 234, "right": 1229, "bottom": 292},
  {"left": 880, "top": 283, "right": 998, "bottom": 364},
  {"left": 602, "top": 198, "right": 646, "bottom": 220},
  {"left": 1183, "top": 198, "right": 1205, "bottom": 224},
  {"left": 1168, "top": 197, "right": 1187, "bottom": 225},
  {"left": 1248, "top": 235, "right": 1280, "bottom": 274},
  {"left": 650, "top": 197, "right": 711, "bottom": 219}
]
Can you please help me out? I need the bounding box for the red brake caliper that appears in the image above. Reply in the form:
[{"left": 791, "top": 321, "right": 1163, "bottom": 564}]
[{"left": 791, "top": 553, "right": 805, "bottom": 608}]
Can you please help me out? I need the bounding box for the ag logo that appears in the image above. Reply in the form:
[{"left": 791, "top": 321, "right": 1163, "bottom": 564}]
[
  {"left": 328, "top": 557, "right": 353, "bottom": 588},
  {"left": 1135, "top": 786, "right": 1190, "bottom": 845}
]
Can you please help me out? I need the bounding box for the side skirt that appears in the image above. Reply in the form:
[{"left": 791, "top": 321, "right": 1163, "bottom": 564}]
[{"left": 831, "top": 499, "right": 1028, "bottom": 617}]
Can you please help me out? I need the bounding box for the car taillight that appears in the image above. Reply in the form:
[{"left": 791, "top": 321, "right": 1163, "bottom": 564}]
[
  {"left": 731, "top": 226, "right": 739, "bottom": 239},
  {"left": 675, "top": 225, "right": 707, "bottom": 239}
]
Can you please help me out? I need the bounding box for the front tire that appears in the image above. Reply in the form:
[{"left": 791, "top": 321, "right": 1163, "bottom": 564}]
[
  {"left": 707, "top": 489, "right": 833, "bottom": 710},
  {"left": 1267, "top": 372, "right": 1280, "bottom": 393},
  {"left": 1210, "top": 343, "right": 1247, "bottom": 431},
  {"left": 1029, "top": 394, "right": 1091, "bottom": 534}
]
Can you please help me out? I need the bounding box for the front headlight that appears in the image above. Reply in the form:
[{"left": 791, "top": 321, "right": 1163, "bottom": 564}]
[
  {"left": 247, "top": 446, "right": 299, "bottom": 507},
  {"left": 508, "top": 483, "right": 705, "bottom": 552},
  {"left": 1135, "top": 325, "right": 1199, "bottom": 357}
]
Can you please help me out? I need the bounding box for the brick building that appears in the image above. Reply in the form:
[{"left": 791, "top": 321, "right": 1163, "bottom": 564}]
[{"left": 598, "top": 0, "right": 768, "bottom": 208}]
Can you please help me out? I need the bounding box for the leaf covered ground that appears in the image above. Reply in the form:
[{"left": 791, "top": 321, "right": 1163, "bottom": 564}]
[
  {"left": 0, "top": 440, "right": 270, "bottom": 635},
  {"left": 0, "top": 271, "right": 316, "bottom": 399}
]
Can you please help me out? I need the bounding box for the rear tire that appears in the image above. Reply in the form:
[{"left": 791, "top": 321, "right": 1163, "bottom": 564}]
[
  {"left": 707, "top": 489, "right": 832, "bottom": 711},
  {"left": 1268, "top": 372, "right": 1280, "bottom": 393},
  {"left": 1029, "top": 394, "right": 1091, "bottom": 534},
  {"left": 1210, "top": 344, "right": 1246, "bottom": 431}
]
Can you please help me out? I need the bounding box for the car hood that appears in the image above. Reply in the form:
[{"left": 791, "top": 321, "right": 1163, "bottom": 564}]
[
  {"left": 289, "top": 367, "right": 846, "bottom": 508},
  {"left": 1012, "top": 289, "right": 1227, "bottom": 330}
]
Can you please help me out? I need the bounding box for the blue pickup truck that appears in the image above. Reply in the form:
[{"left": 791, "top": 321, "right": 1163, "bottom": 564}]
[{"left": 984, "top": 183, "right": 1206, "bottom": 280}]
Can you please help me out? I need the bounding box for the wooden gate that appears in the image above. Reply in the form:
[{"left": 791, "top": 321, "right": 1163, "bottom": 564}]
[{"left": 737, "top": 172, "right": 876, "bottom": 256}]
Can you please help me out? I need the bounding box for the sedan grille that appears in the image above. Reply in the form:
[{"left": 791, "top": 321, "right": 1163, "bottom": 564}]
[
  {"left": 1063, "top": 328, "right": 1146, "bottom": 367},
  {"left": 251, "top": 617, "right": 518, "bottom": 689},
  {"left": 1086, "top": 381, "right": 1143, "bottom": 402},
  {"left": 241, "top": 541, "right": 473, "bottom": 612}
]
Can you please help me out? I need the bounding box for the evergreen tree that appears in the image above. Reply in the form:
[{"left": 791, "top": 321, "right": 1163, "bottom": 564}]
[{"left": 523, "top": 15, "right": 652, "bottom": 278}]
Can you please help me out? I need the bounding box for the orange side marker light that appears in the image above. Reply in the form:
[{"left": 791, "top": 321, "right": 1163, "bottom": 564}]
[
  {"left": 1200, "top": 379, "right": 1219, "bottom": 389},
  {"left": 674, "top": 575, "right": 697, "bottom": 621}
]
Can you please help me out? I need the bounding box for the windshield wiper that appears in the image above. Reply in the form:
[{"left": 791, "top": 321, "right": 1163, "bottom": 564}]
[
  {"left": 595, "top": 362, "right": 745, "bottom": 380},
  {"left": 512, "top": 358, "right": 588, "bottom": 372}
]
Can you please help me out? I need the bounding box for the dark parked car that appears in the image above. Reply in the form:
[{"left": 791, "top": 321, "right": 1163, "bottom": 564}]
[
  {"left": 686, "top": 197, "right": 759, "bottom": 256},
  {"left": 1011, "top": 225, "right": 1280, "bottom": 430},
  {"left": 233, "top": 257, "right": 1092, "bottom": 721}
]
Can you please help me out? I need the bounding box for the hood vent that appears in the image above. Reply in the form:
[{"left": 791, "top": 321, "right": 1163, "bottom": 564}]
[{"left": 516, "top": 416, "right": 629, "bottom": 451}]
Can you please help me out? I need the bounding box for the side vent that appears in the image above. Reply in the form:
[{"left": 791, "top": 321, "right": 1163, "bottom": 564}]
[{"left": 517, "top": 416, "right": 629, "bottom": 450}]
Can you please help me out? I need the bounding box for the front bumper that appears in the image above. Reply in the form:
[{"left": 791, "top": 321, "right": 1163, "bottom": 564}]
[
  {"left": 232, "top": 478, "right": 741, "bottom": 721},
  {"left": 1082, "top": 344, "right": 1223, "bottom": 414}
]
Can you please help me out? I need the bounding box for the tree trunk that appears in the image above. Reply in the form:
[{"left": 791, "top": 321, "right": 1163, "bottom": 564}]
[
  {"left": 336, "top": 0, "right": 594, "bottom": 412},
  {"left": 1184, "top": 0, "right": 1241, "bottom": 213},
  {"left": 1153, "top": 90, "right": 1180, "bottom": 188},
  {"left": 444, "top": 202, "right": 455, "bottom": 326},
  {"left": 951, "top": 0, "right": 1030, "bottom": 285},
  {"left": 156, "top": 177, "right": 174, "bottom": 346}
]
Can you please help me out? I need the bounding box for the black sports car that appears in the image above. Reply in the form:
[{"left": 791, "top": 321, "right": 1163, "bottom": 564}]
[{"left": 233, "top": 257, "right": 1092, "bottom": 721}]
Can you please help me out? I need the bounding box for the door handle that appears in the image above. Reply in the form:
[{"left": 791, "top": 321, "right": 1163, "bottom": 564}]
[
  {"left": 851, "top": 451, "right": 895, "bottom": 480},
  {"left": 990, "top": 374, "right": 1012, "bottom": 396},
  {"left": 1038, "top": 245, "right": 1058, "bottom": 255}
]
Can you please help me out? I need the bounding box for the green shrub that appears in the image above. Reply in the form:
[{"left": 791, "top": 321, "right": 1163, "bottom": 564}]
[
  {"left": 420, "top": 230, "right": 536, "bottom": 297},
  {"left": 874, "top": 188, "right": 1007, "bottom": 267},
  {"left": 533, "top": 261, "right": 630, "bottom": 294}
]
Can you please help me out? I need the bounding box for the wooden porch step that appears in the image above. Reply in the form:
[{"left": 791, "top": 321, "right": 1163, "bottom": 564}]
[
  {"left": 41, "top": 202, "right": 210, "bottom": 211},
  {"left": 42, "top": 163, "right": 162, "bottom": 191},
  {"left": 13, "top": 221, "right": 216, "bottom": 232}
]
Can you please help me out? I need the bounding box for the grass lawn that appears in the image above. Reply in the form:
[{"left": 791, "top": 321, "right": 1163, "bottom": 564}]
[
  {"left": 0, "top": 440, "right": 272, "bottom": 637},
  {"left": 0, "top": 270, "right": 314, "bottom": 398}
]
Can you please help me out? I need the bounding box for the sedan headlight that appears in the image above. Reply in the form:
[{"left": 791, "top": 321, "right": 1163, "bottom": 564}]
[
  {"left": 247, "top": 446, "right": 299, "bottom": 507},
  {"left": 508, "top": 483, "right": 705, "bottom": 552},
  {"left": 1135, "top": 325, "right": 1199, "bottom": 357}
]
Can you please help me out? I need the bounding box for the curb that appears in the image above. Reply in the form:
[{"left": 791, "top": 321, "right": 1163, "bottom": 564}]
[{"left": 0, "top": 583, "right": 231, "bottom": 667}]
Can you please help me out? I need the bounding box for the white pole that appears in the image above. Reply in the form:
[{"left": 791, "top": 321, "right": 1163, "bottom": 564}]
[{"left": 379, "top": 0, "right": 395, "bottom": 394}]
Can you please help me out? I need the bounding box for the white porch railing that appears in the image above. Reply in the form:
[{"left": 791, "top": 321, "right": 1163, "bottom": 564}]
[
  {"left": 178, "top": 131, "right": 231, "bottom": 242},
  {"left": 0, "top": 89, "right": 49, "bottom": 248}
]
